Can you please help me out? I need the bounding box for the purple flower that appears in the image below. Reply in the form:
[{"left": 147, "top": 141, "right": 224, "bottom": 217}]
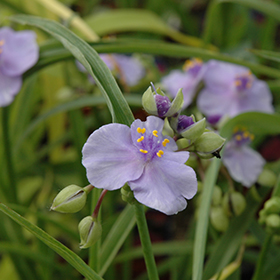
[
  {"left": 82, "top": 116, "right": 197, "bottom": 215},
  {"left": 222, "top": 129, "right": 265, "bottom": 187},
  {"left": 161, "top": 58, "right": 205, "bottom": 108},
  {"left": 77, "top": 54, "right": 145, "bottom": 87},
  {"left": 0, "top": 27, "right": 39, "bottom": 107},
  {"left": 197, "top": 60, "right": 274, "bottom": 118}
]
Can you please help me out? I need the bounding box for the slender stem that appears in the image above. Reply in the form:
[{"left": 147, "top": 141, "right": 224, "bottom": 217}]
[
  {"left": 252, "top": 233, "right": 273, "bottom": 280},
  {"left": 92, "top": 190, "right": 108, "bottom": 218},
  {"left": 2, "top": 106, "right": 17, "bottom": 203},
  {"left": 89, "top": 188, "right": 102, "bottom": 273},
  {"left": 133, "top": 203, "right": 159, "bottom": 280}
]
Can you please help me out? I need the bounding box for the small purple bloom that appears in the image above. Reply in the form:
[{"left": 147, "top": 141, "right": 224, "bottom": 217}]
[
  {"left": 77, "top": 54, "right": 145, "bottom": 87},
  {"left": 197, "top": 60, "right": 274, "bottom": 118},
  {"left": 223, "top": 129, "right": 265, "bottom": 187},
  {"left": 82, "top": 116, "right": 197, "bottom": 215},
  {"left": 0, "top": 27, "right": 39, "bottom": 107},
  {"left": 161, "top": 58, "right": 205, "bottom": 108}
]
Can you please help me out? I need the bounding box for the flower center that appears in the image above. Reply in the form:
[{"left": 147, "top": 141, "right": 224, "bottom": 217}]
[
  {"left": 0, "top": 39, "right": 4, "bottom": 55},
  {"left": 234, "top": 71, "right": 253, "bottom": 91},
  {"left": 233, "top": 127, "right": 254, "bottom": 146},
  {"left": 136, "top": 127, "right": 170, "bottom": 159},
  {"left": 183, "top": 58, "right": 203, "bottom": 77}
]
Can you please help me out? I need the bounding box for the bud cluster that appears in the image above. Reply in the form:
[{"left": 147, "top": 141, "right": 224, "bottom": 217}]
[
  {"left": 196, "top": 185, "right": 246, "bottom": 232},
  {"left": 142, "top": 84, "right": 226, "bottom": 158},
  {"left": 259, "top": 197, "right": 280, "bottom": 234}
]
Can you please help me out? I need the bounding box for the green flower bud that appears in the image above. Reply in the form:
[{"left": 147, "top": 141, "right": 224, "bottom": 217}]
[
  {"left": 266, "top": 214, "right": 280, "bottom": 230},
  {"left": 257, "top": 169, "right": 277, "bottom": 187},
  {"left": 180, "top": 118, "right": 206, "bottom": 142},
  {"left": 121, "top": 184, "right": 136, "bottom": 204},
  {"left": 263, "top": 197, "right": 280, "bottom": 215},
  {"left": 212, "top": 186, "right": 222, "bottom": 206},
  {"left": 194, "top": 131, "right": 225, "bottom": 159},
  {"left": 222, "top": 192, "right": 246, "bottom": 216},
  {"left": 78, "top": 216, "right": 102, "bottom": 249},
  {"left": 142, "top": 86, "right": 184, "bottom": 118},
  {"left": 210, "top": 206, "right": 229, "bottom": 232},
  {"left": 51, "top": 185, "right": 87, "bottom": 213}
]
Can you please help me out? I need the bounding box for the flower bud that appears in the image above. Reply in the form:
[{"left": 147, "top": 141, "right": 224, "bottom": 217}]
[
  {"left": 265, "top": 214, "right": 280, "bottom": 233},
  {"left": 180, "top": 118, "right": 206, "bottom": 142},
  {"left": 121, "top": 184, "right": 136, "bottom": 204},
  {"left": 78, "top": 216, "right": 102, "bottom": 249},
  {"left": 210, "top": 206, "right": 229, "bottom": 232},
  {"left": 222, "top": 192, "right": 246, "bottom": 216},
  {"left": 142, "top": 86, "right": 184, "bottom": 118},
  {"left": 51, "top": 185, "right": 87, "bottom": 213},
  {"left": 212, "top": 186, "right": 222, "bottom": 206},
  {"left": 257, "top": 169, "right": 277, "bottom": 187},
  {"left": 263, "top": 197, "right": 280, "bottom": 215},
  {"left": 194, "top": 131, "right": 225, "bottom": 159}
]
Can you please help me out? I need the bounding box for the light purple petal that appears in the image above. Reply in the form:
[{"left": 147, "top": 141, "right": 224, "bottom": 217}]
[
  {"left": 223, "top": 142, "right": 265, "bottom": 187},
  {"left": 161, "top": 70, "right": 198, "bottom": 108},
  {"left": 197, "top": 87, "right": 238, "bottom": 117},
  {"left": 114, "top": 54, "right": 145, "bottom": 86},
  {"left": 82, "top": 123, "right": 144, "bottom": 190},
  {"left": 129, "top": 151, "right": 197, "bottom": 215},
  {"left": 203, "top": 60, "right": 247, "bottom": 88},
  {"left": 0, "top": 71, "right": 22, "bottom": 107},
  {"left": 0, "top": 27, "right": 39, "bottom": 76},
  {"left": 237, "top": 80, "right": 274, "bottom": 113}
]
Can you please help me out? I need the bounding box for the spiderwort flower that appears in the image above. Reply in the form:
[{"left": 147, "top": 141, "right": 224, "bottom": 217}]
[
  {"left": 82, "top": 116, "right": 197, "bottom": 215},
  {"left": 0, "top": 27, "right": 39, "bottom": 107},
  {"left": 161, "top": 58, "right": 205, "bottom": 109},
  {"left": 197, "top": 60, "right": 274, "bottom": 118},
  {"left": 223, "top": 128, "right": 265, "bottom": 187},
  {"left": 76, "top": 54, "right": 145, "bottom": 87}
]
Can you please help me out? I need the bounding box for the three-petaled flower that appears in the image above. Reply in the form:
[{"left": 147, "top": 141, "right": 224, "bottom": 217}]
[
  {"left": 197, "top": 60, "right": 274, "bottom": 118},
  {"left": 0, "top": 27, "right": 39, "bottom": 107},
  {"left": 222, "top": 128, "right": 265, "bottom": 187},
  {"left": 82, "top": 116, "right": 197, "bottom": 215}
]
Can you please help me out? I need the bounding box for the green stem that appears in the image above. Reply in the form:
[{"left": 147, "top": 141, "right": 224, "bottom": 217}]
[
  {"left": 89, "top": 188, "right": 102, "bottom": 273},
  {"left": 252, "top": 233, "right": 273, "bottom": 280},
  {"left": 2, "top": 106, "right": 17, "bottom": 203},
  {"left": 133, "top": 203, "right": 159, "bottom": 280}
]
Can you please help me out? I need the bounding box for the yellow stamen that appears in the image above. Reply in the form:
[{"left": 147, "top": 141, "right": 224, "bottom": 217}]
[
  {"left": 152, "top": 130, "right": 158, "bottom": 137},
  {"left": 243, "top": 131, "right": 249, "bottom": 138},
  {"left": 235, "top": 80, "right": 242, "bottom": 86},
  {"left": 194, "top": 58, "right": 203, "bottom": 64},
  {"left": 137, "top": 136, "right": 144, "bottom": 142},
  {"left": 140, "top": 149, "right": 148, "bottom": 154},
  {"left": 183, "top": 60, "right": 194, "bottom": 70},
  {"left": 0, "top": 40, "right": 4, "bottom": 46},
  {"left": 137, "top": 127, "right": 146, "bottom": 134},
  {"left": 157, "top": 150, "right": 164, "bottom": 158},
  {"left": 162, "top": 139, "right": 170, "bottom": 147},
  {"left": 233, "top": 126, "right": 239, "bottom": 133},
  {"left": 235, "top": 135, "right": 242, "bottom": 141},
  {"left": 250, "top": 134, "right": 255, "bottom": 141}
]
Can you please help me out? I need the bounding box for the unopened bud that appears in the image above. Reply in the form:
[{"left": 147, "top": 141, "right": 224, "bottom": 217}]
[
  {"left": 257, "top": 169, "right": 277, "bottom": 187},
  {"left": 266, "top": 214, "right": 280, "bottom": 231},
  {"left": 263, "top": 197, "right": 280, "bottom": 215},
  {"left": 78, "top": 216, "right": 102, "bottom": 249},
  {"left": 194, "top": 131, "right": 225, "bottom": 159},
  {"left": 180, "top": 118, "right": 206, "bottom": 142},
  {"left": 212, "top": 186, "right": 222, "bottom": 206},
  {"left": 51, "top": 185, "right": 87, "bottom": 213},
  {"left": 142, "top": 86, "right": 183, "bottom": 118},
  {"left": 222, "top": 192, "right": 246, "bottom": 216},
  {"left": 121, "top": 184, "right": 136, "bottom": 204},
  {"left": 210, "top": 206, "right": 229, "bottom": 232}
]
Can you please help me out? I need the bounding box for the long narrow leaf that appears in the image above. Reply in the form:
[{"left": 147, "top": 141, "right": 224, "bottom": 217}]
[
  {"left": 0, "top": 203, "right": 104, "bottom": 280},
  {"left": 10, "top": 14, "right": 134, "bottom": 126}
]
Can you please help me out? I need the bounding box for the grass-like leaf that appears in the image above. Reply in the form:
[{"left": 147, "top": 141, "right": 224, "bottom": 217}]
[
  {"left": 10, "top": 14, "right": 134, "bottom": 126},
  {"left": 0, "top": 203, "right": 103, "bottom": 280}
]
